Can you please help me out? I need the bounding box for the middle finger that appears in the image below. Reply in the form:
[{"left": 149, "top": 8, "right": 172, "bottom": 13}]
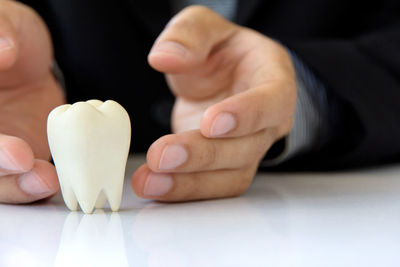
[{"left": 146, "top": 129, "right": 274, "bottom": 173}]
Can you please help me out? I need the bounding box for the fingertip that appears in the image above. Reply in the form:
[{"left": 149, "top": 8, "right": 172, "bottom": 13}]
[
  {"left": 146, "top": 136, "right": 169, "bottom": 171},
  {"left": 33, "top": 159, "right": 60, "bottom": 192},
  {"left": 131, "top": 164, "right": 151, "bottom": 198},
  {"left": 132, "top": 165, "right": 175, "bottom": 200},
  {"left": 0, "top": 37, "right": 17, "bottom": 70},
  {"left": 148, "top": 52, "right": 186, "bottom": 73},
  {"left": 200, "top": 107, "right": 215, "bottom": 138},
  {"left": 148, "top": 41, "right": 197, "bottom": 73},
  {"left": 18, "top": 159, "right": 59, "bottom": 198},
  {"left": 0, "top": 134, "right": 34, "bottom": 172},
  {"left": 200, "top": 107, "right": 237, "bottom": 138}
]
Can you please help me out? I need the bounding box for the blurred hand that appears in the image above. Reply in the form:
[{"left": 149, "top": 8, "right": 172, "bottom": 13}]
[
  {"left": 0, "top": 0, "right": 64, "bottom": 203},
  {"left": 132, "top": 6, "right": 296, "bottom": 201}
]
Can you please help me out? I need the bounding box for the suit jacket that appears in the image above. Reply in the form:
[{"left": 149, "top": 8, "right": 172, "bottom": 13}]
[{"left": 22, "top": 0, "right": 400, "bottom": 170}]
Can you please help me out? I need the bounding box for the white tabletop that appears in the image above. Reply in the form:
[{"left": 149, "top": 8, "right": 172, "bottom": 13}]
[{"left": 1, "top": 155, "right": 400, "bottom": 267}]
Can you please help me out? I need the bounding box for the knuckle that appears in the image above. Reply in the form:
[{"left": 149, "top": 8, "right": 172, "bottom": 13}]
[
  {"left": 284, "top": 81, "right": 297, "bottom": 115},
  {"left": 180, "top": 5, "right": 214, "bottom": 17},
  {"left": 275, "top": 118, "right": 293, "bottom": 140},
  {"left": 250, "top": 100, "right": 265, "bottom": 132},
  {"left": 282, "top": 118, "right": 294, "bottom": 135},
  {"left": 224, "top": 167, "right": 257, "bottom": 198},
  {"left": 198, "top": 140, "right": 217, "bottom": 170},
  {"left": 167, "top": 173, "right": 200, "bottom": 201},
  {"left": 171, "top": 5, "right": 212, "bottom": 30},
  {"left": 232, "top": 172, "right": 254, "bottom": 196},
  {"left": 252, "top": 129, "right": 272, "bottom": 159},
  {"left": 185, "top": 173, "right": 203, "bottom": 198},
  {"left": 169, "top": 13, "right": 194, "bottom": 31},
  {"left": 170, "top": 5, "right": 228, "bottom": 38}
]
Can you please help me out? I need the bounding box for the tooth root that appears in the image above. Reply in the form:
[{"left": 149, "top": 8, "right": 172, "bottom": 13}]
[
  {"left": 105, "top": 185, "right": 123, "bottom": 212},
  {"left": 95, "top": 191, "right": 107, "bottom": 209},
  {"left": 78, "top": 202, "right": 95, "bottom": 214},
  {"left": 75, "top": 188, "right": 101, "bottom": 214},
  {"left": 60, "top": 183, "right": 78, "bottom": 211}
]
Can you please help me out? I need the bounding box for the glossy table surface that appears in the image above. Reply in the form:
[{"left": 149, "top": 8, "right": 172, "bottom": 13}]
[{"left": 1, "top": 155, "right": 400, "bottom": 267}]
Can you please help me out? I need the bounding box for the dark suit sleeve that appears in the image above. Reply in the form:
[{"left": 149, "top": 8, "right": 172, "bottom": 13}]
[{"left": 281, "top": 23, "right": 400, "bottom": 169}]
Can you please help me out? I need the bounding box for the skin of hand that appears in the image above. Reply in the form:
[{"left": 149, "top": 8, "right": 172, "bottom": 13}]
[
  {"left": 131, "top": 6, "right": 297, "bottom": 201},
  {"left": 0, "top": 0, "right": 64, "bottom": 203}
]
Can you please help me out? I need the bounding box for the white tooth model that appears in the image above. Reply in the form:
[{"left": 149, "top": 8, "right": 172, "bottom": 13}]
[{"left": 47, "top": 100, "right": 131, "bottom": 213}]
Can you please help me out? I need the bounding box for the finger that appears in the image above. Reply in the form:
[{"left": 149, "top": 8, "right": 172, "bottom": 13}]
[
  {"left": 131, "top": 164, "right": 256, "bottom": 202},
  {"left": 148, "top": 5, "right": 237, "bottom": 74},
  {"left": 146, "top": 129, "right": 273, "bottom": 173},
  {"left": 200, "top": 81, "right": 296, "bottom": 138},
  {"left": 0, "top": 159, "right": 59, "bottom": 203},
  {"left": 0, "top": 11, "right": 18, "bottom": 71},
  {"left": 0, "top": 134, "right": 34, "bottom": 175}
]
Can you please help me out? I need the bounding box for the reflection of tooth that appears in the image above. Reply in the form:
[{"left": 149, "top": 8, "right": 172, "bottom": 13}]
[
  {"left": 47, "top": 100, "right": 131, "bottom": 213},
  {"left": 54, "top": 212, "right": 129, "bottom": 267}
]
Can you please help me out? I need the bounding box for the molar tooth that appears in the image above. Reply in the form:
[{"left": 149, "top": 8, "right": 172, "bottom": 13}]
[
  {"left": 59, "top": 182, "right": 78, "bottom": 211},
  {"left": 47, "top": 100, "right": 131, "bottom": 213}
]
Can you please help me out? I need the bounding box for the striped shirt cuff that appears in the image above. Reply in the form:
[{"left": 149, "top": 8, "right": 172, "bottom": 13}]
[{"left": 260, "top": 50, "right": 330, "bottom": 167}]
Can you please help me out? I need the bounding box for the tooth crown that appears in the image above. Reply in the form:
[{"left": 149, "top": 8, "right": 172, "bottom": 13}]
[{"left": 47, "top": 100, "right": 131, "bottom": 213}]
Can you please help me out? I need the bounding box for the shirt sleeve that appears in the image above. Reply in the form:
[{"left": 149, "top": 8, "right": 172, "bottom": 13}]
[{"left": 260, "top": 50, "right": 333, "bottom": 167}]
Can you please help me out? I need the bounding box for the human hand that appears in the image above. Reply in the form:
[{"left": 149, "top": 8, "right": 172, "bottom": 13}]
[
  {"left": 132, "top": 6, "right": 296, "bottom": 201},
  {"left": 0, "top": 0, "right": 64, "bottom": 203}
]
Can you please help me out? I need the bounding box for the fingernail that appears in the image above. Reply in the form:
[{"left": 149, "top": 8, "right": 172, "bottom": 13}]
[
  {"left": 0, "top": 37, "right": 13, "bottom": 52},
  {"left": 210, "top": 112, "right": 236, "bottom": 137},
  {"left": 143, "top": 173, "right": 173, "bottom": 196},
  {"left": 18, "top": 171, "right": 51, "bottom": 195},
  {"left": 0, "top": 149, "right": 23, "bottom": 171},
  {"left": 159, "top": 144, "right": 188, "bottom": 170},
  {"left": 150, "top": 41, "right": 187, "bottom": 58}
]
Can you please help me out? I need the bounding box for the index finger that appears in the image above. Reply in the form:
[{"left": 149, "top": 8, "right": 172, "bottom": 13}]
[{"left": 200, "top": 81, "right": 296, "bottom": 138}]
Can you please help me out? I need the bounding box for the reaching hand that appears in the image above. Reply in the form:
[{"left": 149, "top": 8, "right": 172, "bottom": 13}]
[
  {"left": 0, "top": 1, "right": 64, "bottom": 203},
  {"left": 132, "top": 6, "right": 296, "bottom": 201}
]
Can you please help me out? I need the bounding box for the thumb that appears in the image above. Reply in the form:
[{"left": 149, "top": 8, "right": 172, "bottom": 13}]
[
  {"left": 0, "top": 12, "right": 17, "bottom": 71},
  {"left": 148, "top": 6, "right": 237, "bottom": 74}
]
